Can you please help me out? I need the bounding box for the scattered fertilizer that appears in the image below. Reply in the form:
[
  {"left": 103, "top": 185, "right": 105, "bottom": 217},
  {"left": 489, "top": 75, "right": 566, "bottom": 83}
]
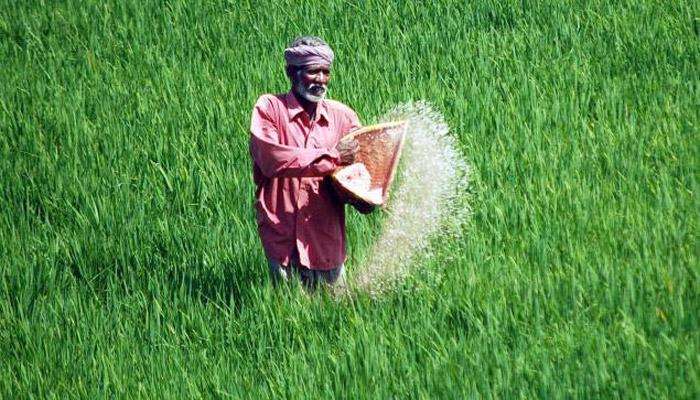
[{"left": 350, "top": 102, "right": 471, "bottom": 295}]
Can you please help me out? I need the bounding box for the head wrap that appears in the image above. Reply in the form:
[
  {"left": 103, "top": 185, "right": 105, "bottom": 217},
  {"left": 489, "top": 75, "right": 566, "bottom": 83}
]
[{"left": 284, "top": 44, "right": 334, "bottom": 68}]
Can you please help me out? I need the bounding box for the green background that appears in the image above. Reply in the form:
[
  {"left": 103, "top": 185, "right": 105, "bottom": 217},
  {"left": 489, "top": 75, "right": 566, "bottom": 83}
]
[{"left": 1, "top": 0, "right": 697, "bottom": 398}]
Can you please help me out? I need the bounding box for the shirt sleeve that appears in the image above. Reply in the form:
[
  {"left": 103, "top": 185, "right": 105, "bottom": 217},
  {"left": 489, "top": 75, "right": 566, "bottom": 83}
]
[
  {"left": 249, "top": 96, "right": 340, "bottom": 179},
  {"left": 344, "top": 108, "right": 362, "bottom": 136}
]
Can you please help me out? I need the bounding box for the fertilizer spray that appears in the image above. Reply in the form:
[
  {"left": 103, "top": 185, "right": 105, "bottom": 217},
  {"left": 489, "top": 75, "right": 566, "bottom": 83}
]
[{"left": 351, "top": 102, "right": 471, "bottom": 295}]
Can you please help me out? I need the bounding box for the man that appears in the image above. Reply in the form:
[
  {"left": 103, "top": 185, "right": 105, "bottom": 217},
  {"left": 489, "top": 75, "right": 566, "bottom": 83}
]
[{"left": 249, "top": 36, "right": 369, "bottom": 291}]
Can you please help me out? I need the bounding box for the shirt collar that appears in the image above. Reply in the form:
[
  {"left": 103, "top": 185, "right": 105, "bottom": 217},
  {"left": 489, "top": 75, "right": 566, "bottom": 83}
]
[{"left": 286, "top": 91, "right": 329, "bottom": 123}]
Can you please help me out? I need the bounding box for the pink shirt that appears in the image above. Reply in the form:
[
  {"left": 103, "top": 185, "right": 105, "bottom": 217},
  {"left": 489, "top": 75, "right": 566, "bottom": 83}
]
[{"left": 249, "top": 91, "right": 361, "bottom": 270}]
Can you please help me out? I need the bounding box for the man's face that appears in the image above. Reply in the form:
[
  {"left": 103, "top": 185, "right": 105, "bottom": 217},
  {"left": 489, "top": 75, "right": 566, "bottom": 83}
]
[{"left": 292, "top": 64, "right": 331, "bottom": 103}]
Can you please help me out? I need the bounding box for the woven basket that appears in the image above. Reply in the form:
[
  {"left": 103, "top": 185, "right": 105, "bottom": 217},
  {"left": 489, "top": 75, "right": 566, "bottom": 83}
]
[{"left": 331, "top": 121, "right": 407, "bottom": 209}]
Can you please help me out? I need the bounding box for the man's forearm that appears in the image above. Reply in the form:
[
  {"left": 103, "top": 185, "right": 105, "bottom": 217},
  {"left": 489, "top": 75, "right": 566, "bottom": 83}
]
[{"left": 250, "top": 136, "right": 341, "bottom": 178}]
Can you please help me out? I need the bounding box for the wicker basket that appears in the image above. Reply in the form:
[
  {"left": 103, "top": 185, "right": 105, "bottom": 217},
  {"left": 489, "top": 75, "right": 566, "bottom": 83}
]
[{"left": 331, "top": 121, "right": 407, "bottom": 209}]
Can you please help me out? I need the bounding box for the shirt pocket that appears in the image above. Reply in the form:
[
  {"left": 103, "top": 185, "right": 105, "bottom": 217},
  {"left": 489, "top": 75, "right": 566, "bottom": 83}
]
[
  {"left": 313, "top": 122, "right": 340, "bottom": 149},
  {"left": 308, "top": 136, "right": 322, "bottom": 149}
]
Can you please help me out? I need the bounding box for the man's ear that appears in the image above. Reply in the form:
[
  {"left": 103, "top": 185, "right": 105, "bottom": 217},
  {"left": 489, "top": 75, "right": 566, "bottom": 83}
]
[{"left": 285, "top": 66, "right": 297, "bottom": 81}]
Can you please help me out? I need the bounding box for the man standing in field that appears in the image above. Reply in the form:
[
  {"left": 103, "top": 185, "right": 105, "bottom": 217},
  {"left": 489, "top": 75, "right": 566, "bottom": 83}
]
[{"left": 249, "top": 36, "right": 364, "bottom": 291}]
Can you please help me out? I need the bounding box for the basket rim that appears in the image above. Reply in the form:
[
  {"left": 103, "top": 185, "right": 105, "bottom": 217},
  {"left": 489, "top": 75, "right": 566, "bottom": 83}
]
[{"left": 341, "top": 120, "right": 406, "bottom": 142}]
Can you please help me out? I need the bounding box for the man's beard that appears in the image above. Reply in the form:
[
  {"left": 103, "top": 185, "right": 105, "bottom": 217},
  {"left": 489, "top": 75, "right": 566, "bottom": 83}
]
[{"left": 295, "top": 81, "right": 327, "bottom": 103}]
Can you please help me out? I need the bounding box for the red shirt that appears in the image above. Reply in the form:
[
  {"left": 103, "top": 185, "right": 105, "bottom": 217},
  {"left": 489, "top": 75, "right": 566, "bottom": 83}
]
[{"left": 249, "top": 92, "right": 361, "bottom": 270}]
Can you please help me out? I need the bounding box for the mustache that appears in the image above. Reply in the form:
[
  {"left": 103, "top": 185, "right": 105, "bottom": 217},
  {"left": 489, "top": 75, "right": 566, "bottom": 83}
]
[{"left": 307, "top": 83, "right": 327, "bottom": 91}]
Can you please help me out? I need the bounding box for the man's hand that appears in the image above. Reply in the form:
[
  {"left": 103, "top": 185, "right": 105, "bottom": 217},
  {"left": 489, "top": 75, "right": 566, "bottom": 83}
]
[
  {"left": 335, "top": 139, "right": 359, "bottom": 166},
  {"left": 349, "top": 199, "right": 376, "bottom": 215}
]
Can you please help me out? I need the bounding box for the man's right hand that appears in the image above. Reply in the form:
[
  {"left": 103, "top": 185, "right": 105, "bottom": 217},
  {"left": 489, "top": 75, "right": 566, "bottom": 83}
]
[{"left": 335, "top": 139, "right": 359, "bottom": 165}]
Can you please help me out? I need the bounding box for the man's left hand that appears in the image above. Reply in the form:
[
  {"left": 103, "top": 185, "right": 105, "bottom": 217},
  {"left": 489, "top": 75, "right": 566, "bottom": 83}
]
[{"left": 336, "top": 139, "right": 359, "bottom": 165}]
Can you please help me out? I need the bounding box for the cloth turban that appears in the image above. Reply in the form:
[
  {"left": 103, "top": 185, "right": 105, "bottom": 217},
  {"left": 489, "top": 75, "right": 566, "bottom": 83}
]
[{"left": 284, "top": 44, "right": 334, "bottom": 68}]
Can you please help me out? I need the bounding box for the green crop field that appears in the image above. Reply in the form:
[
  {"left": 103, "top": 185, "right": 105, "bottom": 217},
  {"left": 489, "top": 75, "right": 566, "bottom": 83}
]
[{"left": 1, "top": 0, "right": 697, "bottom": 398}]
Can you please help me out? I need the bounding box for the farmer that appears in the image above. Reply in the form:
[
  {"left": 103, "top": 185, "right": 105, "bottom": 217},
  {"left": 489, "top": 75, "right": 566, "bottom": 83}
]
[{"left": 249, "top": 36, "right": 368, "bottom": 291}]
